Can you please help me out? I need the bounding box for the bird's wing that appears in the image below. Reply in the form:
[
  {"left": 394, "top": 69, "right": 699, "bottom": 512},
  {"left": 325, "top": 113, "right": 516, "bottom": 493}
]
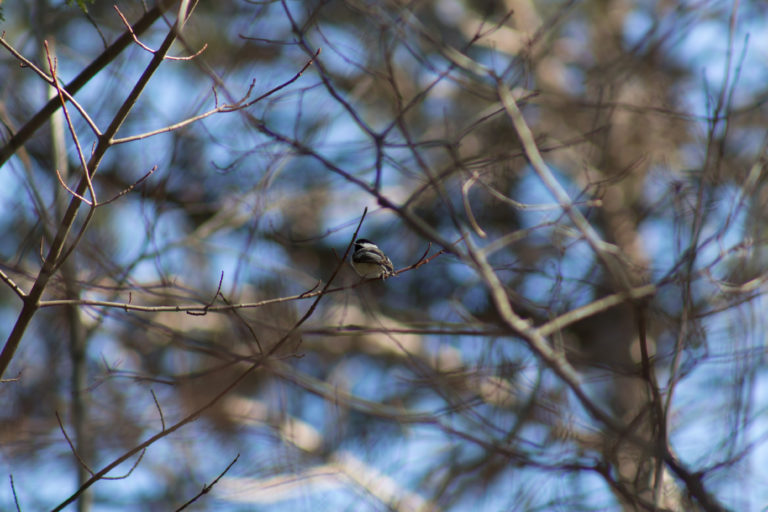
[{"left": 354, "top": 252, "right": 387, "bottom": 264}]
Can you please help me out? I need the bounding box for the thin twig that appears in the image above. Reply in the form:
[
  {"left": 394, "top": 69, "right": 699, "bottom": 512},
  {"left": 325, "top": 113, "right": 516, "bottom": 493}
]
[
  {"left": 98, "top": 166, "right": 157, "bottom": 206},
  {"left": 55, "top": 411, "right": 94, "bottom": 476},
  {"left": 9, "top": 474, "right": 21, "bottom": 512},
  {"left": 151, "top": 389, "right": 166, "bottom": 431},
  {"left": 0, "top": 269, "right": 26, "bottom": 299},
  {"left": 218, "top": 292, "right": 263, "bottom": 353},
  {"left": 174, "top": 454, "right": 240, "bottom": 511}
]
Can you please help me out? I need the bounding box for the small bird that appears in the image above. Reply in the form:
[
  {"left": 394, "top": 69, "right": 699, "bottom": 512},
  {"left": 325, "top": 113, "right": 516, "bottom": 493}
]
[{"left": 351, "top": 239, "right": 395, "bottom": 279}]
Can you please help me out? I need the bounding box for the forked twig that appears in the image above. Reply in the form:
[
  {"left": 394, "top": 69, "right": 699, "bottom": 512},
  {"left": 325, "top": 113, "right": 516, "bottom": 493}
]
[
  {"left": 111, "top": 49, "right": 319, "bottom": 145},
  {"left": 187, "top": 271, "right": 225, "bottom": 316},
  {"left": 55, "top": 169, "right": 92, "bottom": 206},
  {"left": 114, "top": 6, "right": 208, "bottom": 61}
]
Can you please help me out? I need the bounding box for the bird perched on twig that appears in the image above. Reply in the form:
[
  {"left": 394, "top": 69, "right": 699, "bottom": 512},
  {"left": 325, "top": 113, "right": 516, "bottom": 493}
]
[{"left": 351, "top": 239, "right": 394, "bottom": 279}]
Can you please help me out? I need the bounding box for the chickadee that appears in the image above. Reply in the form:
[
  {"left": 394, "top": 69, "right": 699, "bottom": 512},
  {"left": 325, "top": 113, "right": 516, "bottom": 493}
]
[{"left": 351, "top": 239, "right": 395, "bottom": 279}]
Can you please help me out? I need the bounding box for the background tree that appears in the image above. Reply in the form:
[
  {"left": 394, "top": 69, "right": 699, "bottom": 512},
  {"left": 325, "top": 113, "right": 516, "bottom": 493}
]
[{"left": 1, "top": 1, "right": 766, "bottom": 511}]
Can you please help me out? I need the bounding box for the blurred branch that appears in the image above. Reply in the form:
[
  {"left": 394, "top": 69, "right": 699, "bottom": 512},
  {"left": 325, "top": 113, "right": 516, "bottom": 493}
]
[
  {"left": 538, "top": 284, "right": 657, "bottom": 337},
  {"left": 496, "top": 80, "right": 633, "bottom": 290},
  {"left": 463, "top": 208, "right": 726, "bottom": 511},
  {"left": 52, "top": 361, "right": 256, "bottom": 511},
  {"left": 52, "top": 186, "right": 366, "bottom": 511},
  {"left": 266, "top": 359, "right": 435, "bottom": 423}
]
